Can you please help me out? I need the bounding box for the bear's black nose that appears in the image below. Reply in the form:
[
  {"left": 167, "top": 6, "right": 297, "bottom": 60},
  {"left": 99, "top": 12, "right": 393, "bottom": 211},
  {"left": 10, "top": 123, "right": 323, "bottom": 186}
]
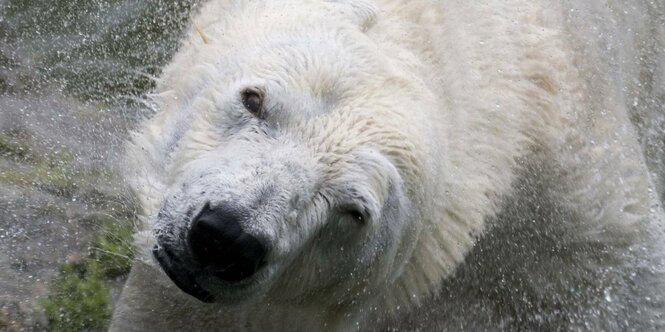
[{"left": 188, "top": 204, "right": 266, "bottom": 282}]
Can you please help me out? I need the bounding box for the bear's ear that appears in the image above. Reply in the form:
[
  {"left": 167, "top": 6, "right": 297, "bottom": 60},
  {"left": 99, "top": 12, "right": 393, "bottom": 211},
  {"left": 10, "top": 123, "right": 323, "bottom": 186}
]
[{"left": 324, "top": 0, "right": 378, "bottom": 32}]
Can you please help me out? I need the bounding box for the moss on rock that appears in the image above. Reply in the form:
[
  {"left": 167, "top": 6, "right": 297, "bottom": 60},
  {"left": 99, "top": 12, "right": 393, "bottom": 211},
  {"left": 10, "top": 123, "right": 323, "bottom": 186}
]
[{"left": 41, "top": 261, "right": 112, "bottom": 331}]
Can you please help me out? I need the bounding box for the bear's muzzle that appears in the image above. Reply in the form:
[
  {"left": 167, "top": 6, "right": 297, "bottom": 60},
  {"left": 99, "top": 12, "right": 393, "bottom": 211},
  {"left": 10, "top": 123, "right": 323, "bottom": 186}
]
[{"left": 152, "top": 245, "right": 216, "bottom": 303}]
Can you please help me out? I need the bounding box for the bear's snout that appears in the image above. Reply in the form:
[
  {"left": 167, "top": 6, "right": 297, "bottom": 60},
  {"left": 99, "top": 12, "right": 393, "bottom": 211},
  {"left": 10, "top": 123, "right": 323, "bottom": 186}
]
[{"left": 188, "top": 203, "right": 267, "bottom": 283}]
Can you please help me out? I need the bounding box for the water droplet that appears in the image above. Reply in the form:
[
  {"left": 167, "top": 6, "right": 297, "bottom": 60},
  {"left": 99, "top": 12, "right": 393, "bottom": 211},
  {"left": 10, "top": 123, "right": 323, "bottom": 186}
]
[{"left": 604, "top": 288, "right": 612, "bottom": 302}]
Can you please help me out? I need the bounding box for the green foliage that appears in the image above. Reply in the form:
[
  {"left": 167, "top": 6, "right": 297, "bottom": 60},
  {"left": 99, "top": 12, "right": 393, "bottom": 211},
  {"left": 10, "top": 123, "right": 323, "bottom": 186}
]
[
  {"left": 0, "top": 134, "right": 33, "bottom": 161},
  {"left": 0, "top": 141, "right": 78, "bottom": 197},
  {"left": 0, "top": 135, "right": 119, "bottom": 199},
  {"left": 41, "top": 261, "right": 112, "bottom": 332},
  {"left": 92, "top": 217, "right": 136, "bottom": 277},
  {"left": 41, "top": 215, "right": 136, "bottom": 331},
  {"left": 33, "top": 149, "right": 78, "bottom": 197},
  {"left": 2, "top": 132, "right": 137, "bottom": 330}
]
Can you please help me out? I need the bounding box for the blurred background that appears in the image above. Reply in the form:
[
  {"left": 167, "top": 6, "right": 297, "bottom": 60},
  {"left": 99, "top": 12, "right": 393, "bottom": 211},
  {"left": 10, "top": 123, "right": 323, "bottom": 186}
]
[{"left": 0, "top": 0, "right": 197, "bottom": 330}]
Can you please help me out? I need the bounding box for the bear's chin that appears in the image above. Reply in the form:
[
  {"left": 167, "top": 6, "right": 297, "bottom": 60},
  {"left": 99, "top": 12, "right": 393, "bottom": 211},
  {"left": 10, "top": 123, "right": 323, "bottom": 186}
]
[
  {"left": 152, "top": 245, "right": 216, "bottom": 302},
  {"left": 152, "top": 245, "right": 272, "bottom": 305}
]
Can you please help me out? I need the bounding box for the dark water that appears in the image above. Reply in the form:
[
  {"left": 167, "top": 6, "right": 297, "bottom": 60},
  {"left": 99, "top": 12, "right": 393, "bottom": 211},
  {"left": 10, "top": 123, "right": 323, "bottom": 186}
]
[{"left": 1, "top": 0, "right": 197, "bottom": 103}]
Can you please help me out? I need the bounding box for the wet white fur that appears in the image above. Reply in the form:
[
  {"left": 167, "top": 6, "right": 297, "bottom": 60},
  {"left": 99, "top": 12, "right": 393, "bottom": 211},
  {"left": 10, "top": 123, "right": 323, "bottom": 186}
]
[{"left": 111, "top": 0, "right": 665, "bottom": 330}]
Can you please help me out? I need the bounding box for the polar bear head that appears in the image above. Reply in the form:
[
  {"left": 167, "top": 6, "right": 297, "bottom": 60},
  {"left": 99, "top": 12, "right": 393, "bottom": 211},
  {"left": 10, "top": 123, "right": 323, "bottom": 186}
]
[{"left": 133, "top": 0, "right": 440, "bottom": 309}]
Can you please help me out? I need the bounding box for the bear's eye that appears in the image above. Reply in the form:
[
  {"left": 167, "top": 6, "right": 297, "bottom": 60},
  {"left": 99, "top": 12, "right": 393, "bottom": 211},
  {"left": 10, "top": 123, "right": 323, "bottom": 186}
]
[
  {"left": 347, "top": 209, "right": 366, "bottom": 225},
  {"left": 241, "top": 88, "right": 263, "bottom": 117}
]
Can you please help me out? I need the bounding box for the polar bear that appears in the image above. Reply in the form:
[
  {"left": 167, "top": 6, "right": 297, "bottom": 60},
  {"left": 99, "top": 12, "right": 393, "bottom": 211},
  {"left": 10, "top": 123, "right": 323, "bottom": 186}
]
[{"left": 111, "top": 0, "right": 665, "bottom": 330}]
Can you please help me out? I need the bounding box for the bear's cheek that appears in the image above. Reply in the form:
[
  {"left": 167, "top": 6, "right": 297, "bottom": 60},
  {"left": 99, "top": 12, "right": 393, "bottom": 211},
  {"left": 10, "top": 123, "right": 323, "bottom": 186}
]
[{"left": 319, "top": 228, "right": 389, "bottom": 278}]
